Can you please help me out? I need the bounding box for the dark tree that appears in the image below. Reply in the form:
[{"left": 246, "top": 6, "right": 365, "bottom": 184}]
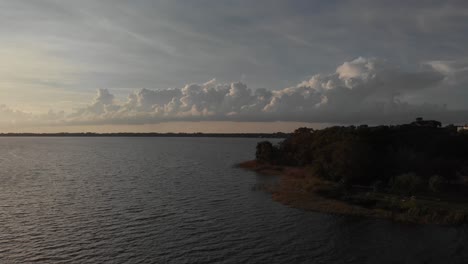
[
  {"left": 256, "top": 141, "right": 277, "bottom": 163},
  {"left": 254, "top": 119, "right": 468, "bottom": 193}
]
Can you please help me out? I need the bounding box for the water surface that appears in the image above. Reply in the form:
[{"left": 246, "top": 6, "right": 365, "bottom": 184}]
[{"left": 0, "top": 137, "right": 467, "bottom": 263}]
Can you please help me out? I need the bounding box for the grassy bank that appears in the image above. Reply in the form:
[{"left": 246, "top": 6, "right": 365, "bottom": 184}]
[{"left": 238, "top": 160, "right": 468, "bottom": 225}]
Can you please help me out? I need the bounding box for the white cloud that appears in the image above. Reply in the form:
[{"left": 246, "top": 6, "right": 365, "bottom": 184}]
[
  {"left": 62, "top": 57, "right": 454, "bottom": 124},
  {"left": 1, "top": 57, "right": 467, "bottom": 127},
  {"left": 0, "top": 105, "right": 32, "bottom": 124},
  {"left": 426, "top": 59, "right": 468, "bottom": 84}
]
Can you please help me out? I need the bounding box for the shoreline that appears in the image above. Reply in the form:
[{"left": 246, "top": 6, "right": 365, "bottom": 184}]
[
  {"left": 0, "top": 133, "right": 288, "bottom": 138},
  {"left": 238, "top": 160, "right": 468, "bottom": 225}
]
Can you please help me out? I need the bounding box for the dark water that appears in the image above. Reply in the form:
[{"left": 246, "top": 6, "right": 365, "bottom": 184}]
[{"left": 0, "top": 137, "right": 467, "bottom": 263}]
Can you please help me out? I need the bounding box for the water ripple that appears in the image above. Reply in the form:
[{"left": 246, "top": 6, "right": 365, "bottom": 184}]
[{"left": 0, "top": 137, "right": 467, "bottom": 263}]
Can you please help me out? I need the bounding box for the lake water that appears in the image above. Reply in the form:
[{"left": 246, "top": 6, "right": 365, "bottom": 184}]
[{"left": 0, "top": 137, "right": 467, "bottom": 263}]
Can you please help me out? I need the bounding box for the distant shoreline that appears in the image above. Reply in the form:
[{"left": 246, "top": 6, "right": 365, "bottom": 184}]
[{"left": 0, "top": 132, "right": 289, "bottom": 138}]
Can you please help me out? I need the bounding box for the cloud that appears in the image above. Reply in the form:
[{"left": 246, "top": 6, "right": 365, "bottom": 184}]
[
  {"left": 1, "top": 57, "right": 466, "bottom": 127},
  {"left": 0, "top": 105, "right": 32, "bottom": 124},
  {"left": 427, "top": 59, "right": 468, "bottom": 84},
  {"left": 1, "top": 1, "right": 467, "bottom": 102},
  {"left": 0, "top": 104, "right": 66, "bottom": 128},
  {"left": 62, "top": 57, "right": 452, "bottom": 124}
]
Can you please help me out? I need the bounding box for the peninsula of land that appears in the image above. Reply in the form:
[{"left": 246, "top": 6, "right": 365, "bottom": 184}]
[{"left": 240, "top": 119, "right": 468, "bottom": 225}]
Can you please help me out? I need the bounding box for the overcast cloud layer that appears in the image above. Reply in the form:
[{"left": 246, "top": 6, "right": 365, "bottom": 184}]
[{"left": 0, "top": 1, "right": 468, "bottom": 129}]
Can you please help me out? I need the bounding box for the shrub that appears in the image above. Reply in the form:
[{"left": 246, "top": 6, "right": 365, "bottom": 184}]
[
  {"left": 390, "top": 173, "right": 423, "bottom": 195},
  {"left": 255, "top": 141, "right": 277, "bottom": 163},
  {"left": 372, "top": 180, "right": 385, "bottom": 192},
  {"left": 428, "top": 175, "right": 444, "bottom": 192}
]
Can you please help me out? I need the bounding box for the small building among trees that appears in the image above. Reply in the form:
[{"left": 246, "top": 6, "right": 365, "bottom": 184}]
[{"left": 410, "top": 117, "right": 442, "bottom": 128}]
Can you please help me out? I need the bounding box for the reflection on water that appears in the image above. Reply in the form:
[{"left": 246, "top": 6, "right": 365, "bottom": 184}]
[{"left": 0, "top": 137, "right": 467, "bottom": 263}]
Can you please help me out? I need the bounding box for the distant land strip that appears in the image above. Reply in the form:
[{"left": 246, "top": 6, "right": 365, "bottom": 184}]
[{"left": 0, "top": 132, "right": 289, "bottom": 138}]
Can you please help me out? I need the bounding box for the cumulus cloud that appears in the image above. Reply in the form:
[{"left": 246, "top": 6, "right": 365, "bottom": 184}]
[
  {"left": 0, "top": 105, "right": 65, "bottom": 128},
  {"left": 2, "top": 57, "right": 467, "bottom": 127},
  {"left": 65, "top": 57, "right": 447, "bottom": 124},
  {"left": 0, "top": 105, "right": 32, "bottom": 124}
]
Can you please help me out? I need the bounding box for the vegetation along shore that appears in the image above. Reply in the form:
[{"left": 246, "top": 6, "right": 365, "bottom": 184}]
[{"left": 239, "top": 118, "right": 468, "bottom": 225}]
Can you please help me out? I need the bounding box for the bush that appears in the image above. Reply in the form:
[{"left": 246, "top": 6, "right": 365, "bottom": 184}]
[
  {"left": 390, "top": 173, "right": 423, "bottom": 195},
  {"left": 428, "top": 175, "right": 444, "bottom": 192},
  {"left": 372, "top": 180, "right": 385, "bottom": 192},
  {"left": 255, "top": 141, "right": 277, "bottom": 163}
]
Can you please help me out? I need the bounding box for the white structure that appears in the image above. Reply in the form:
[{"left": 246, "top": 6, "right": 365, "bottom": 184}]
[{"left": 457, "top": 125, "right": 468, "bottom": 132}]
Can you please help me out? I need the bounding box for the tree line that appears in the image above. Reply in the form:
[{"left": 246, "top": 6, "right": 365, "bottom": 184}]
[{"left": 256, "top": 119, "right": 468, "bottom": 194}]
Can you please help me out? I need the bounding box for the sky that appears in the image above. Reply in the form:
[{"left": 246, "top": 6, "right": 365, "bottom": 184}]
[{"left": 1, "top": 0, "right": 468, "bottom": 132}]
